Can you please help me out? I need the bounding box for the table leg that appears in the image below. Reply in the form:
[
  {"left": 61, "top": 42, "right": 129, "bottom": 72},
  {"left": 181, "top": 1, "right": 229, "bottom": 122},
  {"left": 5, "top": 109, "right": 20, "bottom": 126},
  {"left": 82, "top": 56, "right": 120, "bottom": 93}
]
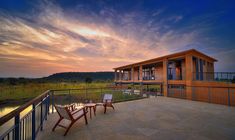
[
  {"left": 89, "top": 107, "right": 92, "bottom": 119},
  {"left": 93, "top": 106, "right": 96, "bottom": 116}
]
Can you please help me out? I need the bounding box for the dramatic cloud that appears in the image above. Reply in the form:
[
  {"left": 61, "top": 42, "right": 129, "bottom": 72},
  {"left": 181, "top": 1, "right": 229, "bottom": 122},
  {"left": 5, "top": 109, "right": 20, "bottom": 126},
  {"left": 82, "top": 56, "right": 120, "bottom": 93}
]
[{"left": 0, "top": 1, "right": 234, "bottom": 77}]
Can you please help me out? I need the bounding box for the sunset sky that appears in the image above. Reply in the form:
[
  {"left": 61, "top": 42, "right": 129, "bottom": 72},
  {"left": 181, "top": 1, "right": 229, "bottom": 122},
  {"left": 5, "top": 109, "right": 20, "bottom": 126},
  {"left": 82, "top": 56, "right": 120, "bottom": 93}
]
[{"left": 0, "top": 0, "right": 235, "bottom": 78}]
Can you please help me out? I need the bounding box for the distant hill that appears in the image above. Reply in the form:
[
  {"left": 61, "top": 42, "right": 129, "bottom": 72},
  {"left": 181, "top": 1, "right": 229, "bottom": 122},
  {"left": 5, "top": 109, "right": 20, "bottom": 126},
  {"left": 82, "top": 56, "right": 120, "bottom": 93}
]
[
  {"left": 0, "top": 72, "right": 114, "bottom": 85},
  {"left": 43, "top": 72, "right": 114, "bottom": 82}
]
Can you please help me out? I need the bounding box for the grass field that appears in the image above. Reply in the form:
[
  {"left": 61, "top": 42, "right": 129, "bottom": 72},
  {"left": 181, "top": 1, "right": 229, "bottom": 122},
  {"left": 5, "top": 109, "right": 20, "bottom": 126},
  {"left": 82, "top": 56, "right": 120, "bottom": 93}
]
[
  {"left": 0, "top": 83, "right": 147, "bottom": 104},
  {"left": 0, "top": 82, "right": 161, "bottom": 105},
  {"left": 0, "top": 82, "right": 111, "bottom": 102}
]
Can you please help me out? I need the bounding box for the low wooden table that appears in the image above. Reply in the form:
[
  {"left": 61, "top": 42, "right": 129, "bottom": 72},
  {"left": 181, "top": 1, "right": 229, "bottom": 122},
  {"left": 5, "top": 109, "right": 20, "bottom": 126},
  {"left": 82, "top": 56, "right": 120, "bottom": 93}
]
[{"left": 84, "top": 103, "right": 96, "bottom": 119}]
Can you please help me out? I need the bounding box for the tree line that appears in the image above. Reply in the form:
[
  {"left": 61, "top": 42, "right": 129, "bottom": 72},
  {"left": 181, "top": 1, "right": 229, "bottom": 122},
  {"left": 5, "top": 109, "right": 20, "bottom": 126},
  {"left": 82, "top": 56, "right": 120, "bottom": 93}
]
[{"left": 0, "top": 72, "right": 114, "bottom": 85}]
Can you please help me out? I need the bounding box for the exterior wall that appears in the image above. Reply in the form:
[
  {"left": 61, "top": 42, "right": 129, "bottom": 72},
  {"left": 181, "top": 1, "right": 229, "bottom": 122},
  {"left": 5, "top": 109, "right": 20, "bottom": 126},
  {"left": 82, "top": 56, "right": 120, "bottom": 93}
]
[
  {"left": 192, "top": 86, "right": 235, "bottom": 106},
  {"left": 134, "top": 69, "right": 139, "bottom": 81},
  {"left": 155, "top": 65, "right": 163, "bottom": 80}
]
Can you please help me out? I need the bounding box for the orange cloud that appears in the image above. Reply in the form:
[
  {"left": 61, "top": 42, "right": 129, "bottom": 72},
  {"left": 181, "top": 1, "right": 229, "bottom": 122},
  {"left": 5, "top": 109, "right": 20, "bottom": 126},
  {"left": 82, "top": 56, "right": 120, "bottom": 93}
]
[{"left": 0, "top": 1, "right": 200, "bottom": 77}]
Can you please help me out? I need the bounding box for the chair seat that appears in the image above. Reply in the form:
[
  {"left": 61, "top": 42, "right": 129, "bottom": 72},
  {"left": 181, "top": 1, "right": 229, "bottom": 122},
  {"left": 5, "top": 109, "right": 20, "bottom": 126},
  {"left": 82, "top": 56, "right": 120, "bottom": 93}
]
[
  {"left": 97, "top": 94, "right": 114, "bottom": 114},
  {"left": 72, "top": 109, "right": 85, "bottom": 119},
  {"left": 53, "top": 105, "right": 88, "bottom": 136},
  {"left": 96, "top": 103, "right": 104, "bottom": 106}
]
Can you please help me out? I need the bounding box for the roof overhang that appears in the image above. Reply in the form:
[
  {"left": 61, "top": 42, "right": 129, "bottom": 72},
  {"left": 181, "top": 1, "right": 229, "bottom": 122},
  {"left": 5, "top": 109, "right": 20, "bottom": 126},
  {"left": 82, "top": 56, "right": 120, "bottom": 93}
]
[{"left": 113, "top": 49, "right": 217, "bottom": 70}]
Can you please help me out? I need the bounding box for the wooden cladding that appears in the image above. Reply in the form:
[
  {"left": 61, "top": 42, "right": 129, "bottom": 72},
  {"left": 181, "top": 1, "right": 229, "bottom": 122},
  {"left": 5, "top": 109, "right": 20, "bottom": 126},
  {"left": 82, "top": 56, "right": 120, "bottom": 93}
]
[{"left": 167, "top": 85, "right": 235, "bottom": 106}]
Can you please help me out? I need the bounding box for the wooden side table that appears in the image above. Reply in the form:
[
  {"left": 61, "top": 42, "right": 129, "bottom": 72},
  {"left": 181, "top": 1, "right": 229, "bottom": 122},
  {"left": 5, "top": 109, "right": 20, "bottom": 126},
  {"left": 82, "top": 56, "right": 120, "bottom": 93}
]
[{"left": 84, "top": 103, "right": 96, "bottom": 119}]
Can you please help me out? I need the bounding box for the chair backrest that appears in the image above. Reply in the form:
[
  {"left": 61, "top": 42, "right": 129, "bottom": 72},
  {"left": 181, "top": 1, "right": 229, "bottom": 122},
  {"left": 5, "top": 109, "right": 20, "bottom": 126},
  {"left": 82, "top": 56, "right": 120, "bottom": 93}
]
[
  {"left": 55, "top": 105, "right": 71, "bottom": 120},
  {"left": 103, "top": 94, "right": 113, "bottom": 103}
]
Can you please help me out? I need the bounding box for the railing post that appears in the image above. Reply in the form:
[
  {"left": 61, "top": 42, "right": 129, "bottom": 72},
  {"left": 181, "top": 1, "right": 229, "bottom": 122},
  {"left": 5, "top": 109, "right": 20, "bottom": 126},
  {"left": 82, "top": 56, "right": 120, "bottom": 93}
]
[
  {"left": 52, "top": 91, "right": 54, "bottom": 113},
  {"left": 69, "top": 89, "right": 71, "bottom": 104},
  {"left": 101, "top": 88, "right": 102, "bottom": 97},
  {"left": 100, "top": 88, "right": 102, "bottom": 103},
  {"left": 32, "top": 104, "right": 36, "bottom": 140},
  {"left": 45, "top": 95, "right": 48, "bottom": 120},
  {"left": 227, "top": 73, "right": 229, "bottom": 83},
  {"left": 47, "top": 93, "right": 50, "bottom": 116},
  {"left": 86, "top": 87, "right": 87, "bottom": 99},
  {"left": 14, "top": 114, "right": 20, "bottom": 140},
  {"left": 221, "top": 73, "right": 222, "bottom": 81},
  {"left": 40, "top": 100, "right": 43, "bottom": 131},
  {"left": 228, "top": 87, "right": 231, "bottom": 106}
]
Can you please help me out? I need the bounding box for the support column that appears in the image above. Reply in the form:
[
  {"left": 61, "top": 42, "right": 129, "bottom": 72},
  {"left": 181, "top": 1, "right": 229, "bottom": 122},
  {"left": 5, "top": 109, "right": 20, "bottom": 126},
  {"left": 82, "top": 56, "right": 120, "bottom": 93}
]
[
  {"left": 114, "top": 70, "right": 117, "bottom": 81},
  {"left": 131, "top": 67, "right": 134, "bottom": 82},
  {"left": 131, "top": 82, "right": 134, "bottom": 94},
  {"left": 139, "top": 65, "right": 143, "bottom": 81},
  {"left": 186, "top": 55, "right": 193, "bottom": 100},
  {"left": 139, "top": 65, "right": 143, "bottom": 95},
  {"left": 119, "top": 70, "right": 122, "bottom": 81},
  {"left": 195, "top": 57, "right": 199, "bottom": 80},
  {"left": 211, "top": 63, "right": 214, "bottom": 80},
  {"left": 140, "top": 82, "right": 143, "bottom": 95},
  {"left": 163, "top": 59, "right": 168, "bottom": 97}
]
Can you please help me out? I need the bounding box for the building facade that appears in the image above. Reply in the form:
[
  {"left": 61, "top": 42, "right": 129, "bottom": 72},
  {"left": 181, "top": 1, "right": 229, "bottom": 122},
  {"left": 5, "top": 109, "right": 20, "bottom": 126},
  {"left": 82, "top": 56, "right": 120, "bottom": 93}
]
[{"left": 113, "top": 49, "right": 235, "bottom": 104}]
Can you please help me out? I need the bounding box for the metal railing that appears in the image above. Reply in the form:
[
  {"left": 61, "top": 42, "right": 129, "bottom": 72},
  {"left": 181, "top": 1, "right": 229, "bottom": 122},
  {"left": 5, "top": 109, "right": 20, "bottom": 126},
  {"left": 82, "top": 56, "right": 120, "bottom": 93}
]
[
  {"left": 167, "top": 85, "right": 235, "bottom": 106},
  {"left": 193, "top": 72, "right": 235, "bottom": 83},
  {"left": 49, "top": 87, "right": 143, "bottom": 112},
  {"left": 0, "top": 91, "right": 50, "bottom": 140},
  {"left": 1, "top": 85, "right": 234, "bottom": 140},
  {"left": 0, "top": 87, "right": 144, "bottom": 140}
]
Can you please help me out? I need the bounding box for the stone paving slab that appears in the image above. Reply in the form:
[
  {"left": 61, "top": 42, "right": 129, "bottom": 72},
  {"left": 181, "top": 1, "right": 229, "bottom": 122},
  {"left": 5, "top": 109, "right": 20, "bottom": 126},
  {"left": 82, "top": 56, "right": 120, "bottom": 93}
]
[{"left": 37, "top": 97, "right": 235, "bottom": 140}]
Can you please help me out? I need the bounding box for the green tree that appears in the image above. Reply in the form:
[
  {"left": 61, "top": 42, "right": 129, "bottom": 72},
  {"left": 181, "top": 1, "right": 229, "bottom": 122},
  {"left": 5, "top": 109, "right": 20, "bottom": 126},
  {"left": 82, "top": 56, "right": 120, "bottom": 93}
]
[{"left": 85, "top": 77, "right": 93, "bottom": 84}]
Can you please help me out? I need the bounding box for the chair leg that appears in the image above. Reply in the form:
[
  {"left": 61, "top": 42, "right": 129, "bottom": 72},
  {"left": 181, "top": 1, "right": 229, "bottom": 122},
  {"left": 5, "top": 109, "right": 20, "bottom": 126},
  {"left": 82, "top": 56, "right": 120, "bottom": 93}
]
[
  {"left": 104, "top": 105, "right": 107, "bottom": 114},
  {"left": 52, "top": 117, "right": 63, "bottom": 131},
  {"left": 64, "top": 121, "right": 74, "bottom": 136},
  {"left": 84, "top": 113, "right": 88, "bottom": 125}
]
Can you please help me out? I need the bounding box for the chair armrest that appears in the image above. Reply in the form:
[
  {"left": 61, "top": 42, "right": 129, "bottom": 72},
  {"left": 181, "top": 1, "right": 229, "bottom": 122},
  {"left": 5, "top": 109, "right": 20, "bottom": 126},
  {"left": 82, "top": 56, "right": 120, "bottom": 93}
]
[
  {"left": 104, "top": 99, "right": 112, "bottom": 103},
  {"left": 71, "top": 106, "right": 85, "bottom": 115},
  {"left": 67, "top": 103, "right": 76, "bottom": 111},
  {"left": 82, "top": 107, "right": 88, "bottom": 114}
]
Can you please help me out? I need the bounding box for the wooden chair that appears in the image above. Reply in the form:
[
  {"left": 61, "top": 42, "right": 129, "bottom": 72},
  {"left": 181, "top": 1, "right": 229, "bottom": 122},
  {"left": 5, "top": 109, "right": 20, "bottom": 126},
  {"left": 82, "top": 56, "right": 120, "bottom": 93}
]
[
  {"left": 97, "top": 94, "right": 114, "bottom": 114},
  {"left": 52, "top": 104, "right": 88, "bottom": 136}
]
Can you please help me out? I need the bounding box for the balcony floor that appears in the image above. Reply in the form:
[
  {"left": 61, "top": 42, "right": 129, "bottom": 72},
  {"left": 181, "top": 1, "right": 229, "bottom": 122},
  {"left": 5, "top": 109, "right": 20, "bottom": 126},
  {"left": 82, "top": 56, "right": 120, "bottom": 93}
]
[{"left": 37, "top": 97, "right": 235, "bottom": 140}]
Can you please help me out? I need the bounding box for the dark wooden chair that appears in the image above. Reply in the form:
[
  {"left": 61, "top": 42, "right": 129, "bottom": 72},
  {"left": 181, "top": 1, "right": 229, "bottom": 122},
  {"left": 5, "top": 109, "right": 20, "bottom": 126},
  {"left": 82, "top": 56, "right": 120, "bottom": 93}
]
[
  {"left": 97, "top": 94, "right": 114, "bottom": 114},
  {"left": 52, "top": 104, "right": 88, "bottom": 136}
]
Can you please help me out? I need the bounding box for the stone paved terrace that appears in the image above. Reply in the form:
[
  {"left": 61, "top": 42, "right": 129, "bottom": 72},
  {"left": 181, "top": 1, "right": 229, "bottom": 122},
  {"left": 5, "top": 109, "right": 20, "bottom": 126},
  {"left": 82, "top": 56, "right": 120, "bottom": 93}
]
[{"left": 37, "top": 97, "right": 235, "bottom": 140}]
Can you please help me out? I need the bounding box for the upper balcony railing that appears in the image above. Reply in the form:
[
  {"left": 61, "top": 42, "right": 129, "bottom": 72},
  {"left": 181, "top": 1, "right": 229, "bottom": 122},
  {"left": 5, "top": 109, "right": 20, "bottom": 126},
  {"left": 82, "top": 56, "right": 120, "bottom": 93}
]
[
  {"left": 193, "top": 72, "right": 235, "bottom": 83},
  {"left": 143, "top": 76, "right": 155, "bottom": 80}
]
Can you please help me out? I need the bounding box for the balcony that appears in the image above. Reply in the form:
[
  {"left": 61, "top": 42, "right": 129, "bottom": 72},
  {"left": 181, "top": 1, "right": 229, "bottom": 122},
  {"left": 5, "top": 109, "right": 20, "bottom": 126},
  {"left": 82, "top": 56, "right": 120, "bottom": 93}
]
[{"left": 193, "top": 72, "right": 235, "bottom": 83}]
